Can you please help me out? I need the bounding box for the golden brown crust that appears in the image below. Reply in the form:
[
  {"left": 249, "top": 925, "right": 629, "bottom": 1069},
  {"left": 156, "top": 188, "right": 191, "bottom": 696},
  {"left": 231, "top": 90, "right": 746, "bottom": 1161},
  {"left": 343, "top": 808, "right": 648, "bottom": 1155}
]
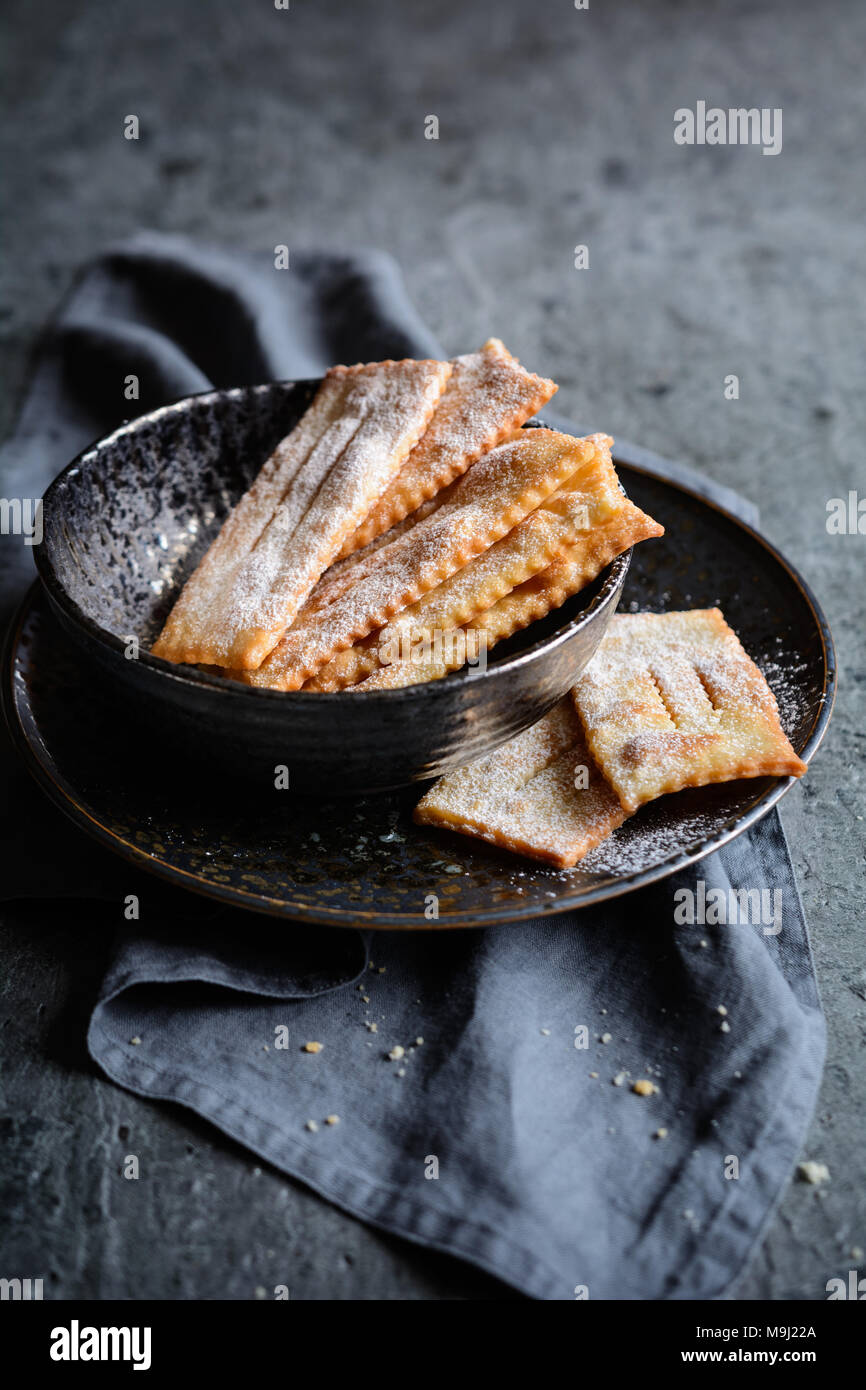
[
  {"left": 336, "top": 339, "right": 557, "bottom": 560},
  {"left": 291, "top": 493, "right": 448, "bottom": 629},
  {"left": 151, "top": 357, "right": 452, "bottom": 669},
  {"left": 306, "top": 439, "right": 615, "bottom": 692},
  {"left": 413, "top": 700, "right": 627, "bottom": 868},
  {"left": 238, "top": 430, "right": 598, "bottom": 691},
  {"left": 571, "top": 609, "right": 808, "bottom": 813},
  {"left": 350, "top": 442, "right": 664, "bottom": 691}
]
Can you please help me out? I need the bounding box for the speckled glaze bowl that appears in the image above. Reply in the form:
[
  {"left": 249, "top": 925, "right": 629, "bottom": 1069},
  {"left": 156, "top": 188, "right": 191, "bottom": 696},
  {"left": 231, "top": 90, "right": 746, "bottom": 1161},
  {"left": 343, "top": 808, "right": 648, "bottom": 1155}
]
[{"left": 35, "top": 383, "right": 630, "bottom": 794}]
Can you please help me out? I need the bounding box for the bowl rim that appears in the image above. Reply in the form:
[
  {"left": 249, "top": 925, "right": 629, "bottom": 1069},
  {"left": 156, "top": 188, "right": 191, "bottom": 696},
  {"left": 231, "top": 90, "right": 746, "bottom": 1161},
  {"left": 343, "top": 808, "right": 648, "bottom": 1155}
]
[{"left": 35, "top": 381, "right": 632, "bottom": 703}]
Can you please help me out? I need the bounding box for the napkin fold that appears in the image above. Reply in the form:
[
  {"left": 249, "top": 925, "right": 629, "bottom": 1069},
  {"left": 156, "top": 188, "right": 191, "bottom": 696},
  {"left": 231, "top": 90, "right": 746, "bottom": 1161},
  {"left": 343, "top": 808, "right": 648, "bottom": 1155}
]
[{"left": 0, "top": 234, "right": 824, "bottom": 1299}]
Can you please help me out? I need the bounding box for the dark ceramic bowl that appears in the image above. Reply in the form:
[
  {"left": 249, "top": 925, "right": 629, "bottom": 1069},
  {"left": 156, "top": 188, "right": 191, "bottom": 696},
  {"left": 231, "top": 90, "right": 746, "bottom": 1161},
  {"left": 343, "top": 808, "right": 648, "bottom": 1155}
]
[{"left": 35, "top": 381, "right": 631, "bottom": 794}]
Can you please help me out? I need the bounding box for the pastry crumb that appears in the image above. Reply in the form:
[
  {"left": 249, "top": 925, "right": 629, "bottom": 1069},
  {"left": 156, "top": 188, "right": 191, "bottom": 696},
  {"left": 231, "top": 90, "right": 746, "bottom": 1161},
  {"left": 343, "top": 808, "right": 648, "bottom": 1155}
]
[
  {"left": 129, "top": 1037, "right": 141, "bottom": 1046},
  {"left": 325, "top": 1114, "right": 340, "bottom": 1126},
  {"left": 612, "top": 1072, "right": 627, "bottom": 1087},
  {"left": 797, "top": 1160, "right": 830, "bottom": 1185},
  {"left": 632, "top": 1079, "right": 657, "bottom": 1096},
  {"left": 303, "top": 1041, "right": 323, "bottom": 1053},
  {"left": 388, "top": 1045, "right": 405, "bottom": 1061},
  {"left": 305, "top": 1120, "right": 319, "bottom": 1133},
  {"left": 654, "top": 1127, "right": 668, "bottom": 1140}
]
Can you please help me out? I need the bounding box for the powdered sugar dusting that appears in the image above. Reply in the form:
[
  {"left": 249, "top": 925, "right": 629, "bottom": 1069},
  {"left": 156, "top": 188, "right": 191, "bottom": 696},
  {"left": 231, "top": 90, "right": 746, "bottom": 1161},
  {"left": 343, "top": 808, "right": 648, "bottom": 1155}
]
[
  {"left": 574, "top": 801, "right": 729, "bottom": 876},
  {"left": 414, "top": 700, "right": 626, "bottom": 867},
  {"left": 347, "top": 441, "right": 664, "bottom": 691},
  {"left": 339, "top": 338, "right": 557, "bottom": 556},
  {"left": 244, "top": 430, "right": 593, "bottom": 689},
  {"left": 152, "top": 358, "right": 450, "bottom": 667},
  {"left": 573, "top": 610, "right": 806, "bottom": 812}
]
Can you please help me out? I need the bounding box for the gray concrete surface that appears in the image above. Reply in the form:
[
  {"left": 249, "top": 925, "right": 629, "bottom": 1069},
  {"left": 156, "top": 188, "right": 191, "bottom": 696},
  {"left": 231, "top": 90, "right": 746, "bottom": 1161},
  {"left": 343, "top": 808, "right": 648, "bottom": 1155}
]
[{"left": 1, "top": 0, "right": 863, "bottom": 1299}]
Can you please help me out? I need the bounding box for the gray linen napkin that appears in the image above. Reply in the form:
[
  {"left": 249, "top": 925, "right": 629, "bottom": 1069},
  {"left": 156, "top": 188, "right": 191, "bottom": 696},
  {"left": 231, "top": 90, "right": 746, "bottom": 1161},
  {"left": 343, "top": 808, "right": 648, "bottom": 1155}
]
[{"left": 0, "top": 233, "right": 824, "bottom": 1299}]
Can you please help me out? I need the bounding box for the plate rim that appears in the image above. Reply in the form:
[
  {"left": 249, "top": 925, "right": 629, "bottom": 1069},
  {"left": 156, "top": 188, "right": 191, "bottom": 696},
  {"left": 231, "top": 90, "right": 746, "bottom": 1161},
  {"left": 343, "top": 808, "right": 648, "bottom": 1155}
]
[{"left": 4, "top": 454, "right": 837, "bottom": 929}]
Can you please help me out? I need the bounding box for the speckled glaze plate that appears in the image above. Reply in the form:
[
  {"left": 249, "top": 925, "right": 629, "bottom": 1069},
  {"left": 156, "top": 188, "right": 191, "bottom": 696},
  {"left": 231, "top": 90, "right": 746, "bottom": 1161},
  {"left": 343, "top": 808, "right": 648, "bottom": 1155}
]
[{"left": 3, "top": 460, "right": 835, "bottom": 928}]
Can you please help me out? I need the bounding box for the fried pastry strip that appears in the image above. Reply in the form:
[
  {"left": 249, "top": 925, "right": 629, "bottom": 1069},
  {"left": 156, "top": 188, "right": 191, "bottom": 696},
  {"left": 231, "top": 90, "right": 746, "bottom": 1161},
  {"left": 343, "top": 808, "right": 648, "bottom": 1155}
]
[
  {"left": 151, "top": 357, "right": 451, "bottom": 669},
  {"left": 352, "top": 449, "right": 664, "bottom": 691},
  {"left": 413, "top": 700, "right": 627, "bottom": 868},
  {"left": 571, "top": 609, "right": 808, "bottom": 813},
  {"left": 295, "top": 491, "right": 449, "bottom": 625},
  {"left": 237, "top": 430, "right": 600, "bottom": 691},
  {"left": 337, "top": 338, "right": 557, "bottom": 559},
  {"left": 305, "top": 454, "right": 606, "bottom": 691}
]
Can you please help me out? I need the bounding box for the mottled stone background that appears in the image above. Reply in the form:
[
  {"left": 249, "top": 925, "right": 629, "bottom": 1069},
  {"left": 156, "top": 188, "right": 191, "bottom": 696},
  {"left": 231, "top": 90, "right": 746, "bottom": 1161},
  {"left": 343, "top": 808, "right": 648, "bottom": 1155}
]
[{"left": 1, "top": 0, "right": 863, "bottom": 1299}]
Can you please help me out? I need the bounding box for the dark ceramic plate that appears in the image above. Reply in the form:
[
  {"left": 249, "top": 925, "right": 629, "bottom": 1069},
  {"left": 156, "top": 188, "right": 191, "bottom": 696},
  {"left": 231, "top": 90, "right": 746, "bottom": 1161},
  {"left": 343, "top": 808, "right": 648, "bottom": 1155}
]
[
  {"left": 4, "top": 457, "right": 835, "bottom": 928},
  {"left": 33, "top": 383, "right": 629, "bottom": 794}
]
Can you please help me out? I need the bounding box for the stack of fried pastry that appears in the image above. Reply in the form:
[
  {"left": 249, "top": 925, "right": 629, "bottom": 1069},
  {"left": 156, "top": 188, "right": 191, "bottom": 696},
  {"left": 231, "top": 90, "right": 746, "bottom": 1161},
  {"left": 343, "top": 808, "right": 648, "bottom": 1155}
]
[
  {"left": 151, "top": 340, "right": 664, "bottom": 690},
  {"left": 414, "top": 609, "right": 808, "bottom": 868}
]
